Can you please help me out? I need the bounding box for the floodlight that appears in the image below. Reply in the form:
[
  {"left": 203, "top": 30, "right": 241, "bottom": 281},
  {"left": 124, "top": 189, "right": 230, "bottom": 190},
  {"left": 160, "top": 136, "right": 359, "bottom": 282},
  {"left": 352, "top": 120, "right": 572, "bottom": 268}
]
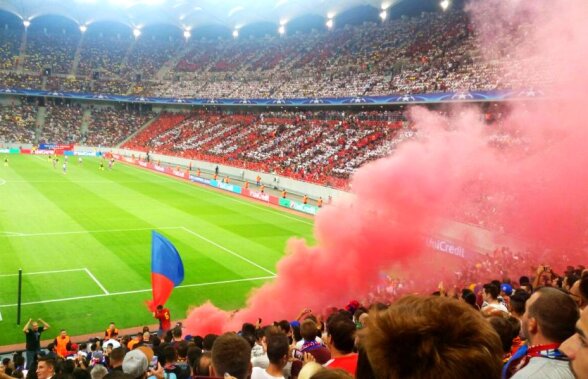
[
  {"left": 326, "top": 19, "right": 333, "bottom": 29},
  {"left": 23, "top": 20, "right": 31, "bottom": 28},
  {"left": 80, "top": 24, "right": 87, "bottom": 33},
  {"left": 183, "top": 30, "right": 191, "bottom": 39},
  {"left": 379, "top": 10, "right": 387, "bottom": 20},
  {"left": 232, "top": 29, "right": 239, "bottom": 38},
  {"left": 440, "top": 0, "right": 450, "bottom": 11},
  {"left": 278, "top": 25, "right": 285, "bottom": 35},
  {"left": 133, "top": 28, "right": 141, "bottom": 38}
]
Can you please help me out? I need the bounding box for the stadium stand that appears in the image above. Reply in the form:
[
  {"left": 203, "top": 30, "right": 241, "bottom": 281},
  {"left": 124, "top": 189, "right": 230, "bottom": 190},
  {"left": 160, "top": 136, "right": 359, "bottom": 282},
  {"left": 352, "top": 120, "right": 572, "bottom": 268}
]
[
  {"left": 0, "top": 2, "right": 584, "bottom": 378},
  {"left": 84, "top": 107, "right": 155, "bottom": 147},
  {"left": 0, "top": 10, "right": 550, "bottom": 98},
  {"left": 0, "top": 103, "right": 38, "bottom": 144},
  {"left": 121, "top": 110, "right": 407, "bottom": 189}
]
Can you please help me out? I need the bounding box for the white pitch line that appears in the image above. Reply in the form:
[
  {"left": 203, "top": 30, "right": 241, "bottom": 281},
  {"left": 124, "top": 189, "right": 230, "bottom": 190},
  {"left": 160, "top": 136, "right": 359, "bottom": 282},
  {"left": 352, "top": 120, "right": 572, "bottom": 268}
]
[
  {"left": 2, "top": 226, "right": 182, "bottom": 238},
  {"left": 0, "top": 268, "right": 86, "bottom": 277},
  {"left": 0, "top": 231, "right": 25, "bottom": 236},
  {"left": 181, "top": 226, "right": 276, "bottom": 276},
  {"left": 0, "top": 178, "right": 6, "bottom": 186},
  {"left": 84, "top": 268, "right": 109, "bottom": 295},
  {"left": 0, "top": 275, "right": 275, "bottom": 308}
]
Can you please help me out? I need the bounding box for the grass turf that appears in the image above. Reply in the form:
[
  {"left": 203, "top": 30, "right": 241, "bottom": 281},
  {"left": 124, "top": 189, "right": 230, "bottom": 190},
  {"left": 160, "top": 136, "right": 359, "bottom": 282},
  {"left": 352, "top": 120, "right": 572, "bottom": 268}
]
[{"left": 0, "top": 154, "right": 314, "bottom": 346}]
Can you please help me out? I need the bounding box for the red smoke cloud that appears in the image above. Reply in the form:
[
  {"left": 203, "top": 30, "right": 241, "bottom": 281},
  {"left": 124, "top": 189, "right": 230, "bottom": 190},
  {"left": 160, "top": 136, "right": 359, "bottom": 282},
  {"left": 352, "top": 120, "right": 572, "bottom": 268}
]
[{"left": 183, "top": 0, "right": 588, "bottom": 335}]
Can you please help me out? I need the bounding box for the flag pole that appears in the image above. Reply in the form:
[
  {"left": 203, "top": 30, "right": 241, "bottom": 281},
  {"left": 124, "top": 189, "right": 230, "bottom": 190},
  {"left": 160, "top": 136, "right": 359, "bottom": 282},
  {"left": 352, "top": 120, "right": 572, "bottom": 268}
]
[{"left": 17, "top": 268, "right": 22, "bottom": 325}]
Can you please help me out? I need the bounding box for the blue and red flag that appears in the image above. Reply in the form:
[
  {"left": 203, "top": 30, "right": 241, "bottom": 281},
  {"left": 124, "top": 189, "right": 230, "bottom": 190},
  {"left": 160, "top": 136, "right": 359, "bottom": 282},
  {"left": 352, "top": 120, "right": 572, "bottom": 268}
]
[{"left": 147, "top": 230, "right": 184, "bottom": 311}]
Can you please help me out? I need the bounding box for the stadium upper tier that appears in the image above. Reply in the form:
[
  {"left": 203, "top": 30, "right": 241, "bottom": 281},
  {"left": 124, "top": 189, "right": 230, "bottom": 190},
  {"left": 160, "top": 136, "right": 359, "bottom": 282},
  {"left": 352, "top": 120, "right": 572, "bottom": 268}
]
[{"left": 0, "top": 9, "right": 551, "bottom": 99}]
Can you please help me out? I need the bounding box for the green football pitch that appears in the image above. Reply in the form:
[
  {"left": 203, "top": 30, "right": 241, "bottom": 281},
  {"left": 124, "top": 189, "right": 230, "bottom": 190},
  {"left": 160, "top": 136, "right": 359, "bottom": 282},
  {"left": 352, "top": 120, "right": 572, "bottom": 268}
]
[{"left": 0, "top": 154, "right": 314, "bottom": 346}]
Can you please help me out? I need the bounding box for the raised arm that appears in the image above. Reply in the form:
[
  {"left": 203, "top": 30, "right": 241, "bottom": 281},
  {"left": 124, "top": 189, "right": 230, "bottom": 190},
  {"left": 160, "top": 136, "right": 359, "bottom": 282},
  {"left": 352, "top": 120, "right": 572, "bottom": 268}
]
[
  {"left": 39, "top": 318, "right": 50, "bottom": 330},
  {"left": 22, "top": 318, "right": 32, "bottom": 333}
]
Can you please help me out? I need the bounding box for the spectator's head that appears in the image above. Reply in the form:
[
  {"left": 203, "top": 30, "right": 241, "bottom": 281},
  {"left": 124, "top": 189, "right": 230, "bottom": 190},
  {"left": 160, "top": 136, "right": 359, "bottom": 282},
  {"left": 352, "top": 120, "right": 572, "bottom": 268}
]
[
  {"left": 122, "top": 346, "right": 154, "bottom": 379},
  {"left": 522, "top": 287, "right": 579, "bottom": 345},
  {"left": 210, "top": 333, "right": 252, "bottom": 379},
  {"left": 461, "top": 289, "right": 479, "bottom": 310},
  {"left": 90, "top": 365, "right": 108, "bottom": 379},
  {"left": 109, "top": 347, "right": 125, "bottom": 369},
  {"left": 500, "top": 283, "right": 513, "bottom": 297},
  {"left": 177, "top": 341, "right": 189, "bottom": 359},
  {"left": 488, "top": 316, "right": 513, "bottom": 354},
  {"left": 277, "top": 320, "right": 291, "bottom": 336},
  {"left": 172, "top": 326, "right": 182, "bottom": 339},
  {"left": 360, "top": 295, "right": 503, "bottom": 379},
  {"left": 35, "top": 358, "right": 55, "bottom": 379},
  {"left": 301, "top": 319, "right": 318, "bottom": 342},
  {"left": 483, "top": 283, "right": 500, "bottom": 302},
  {"left": 73, "top": 368, "right": 91, "bottom": 379},
  {"left": 297, "top": 362, "right": 323, "bottom": 379},
  {"left": 580, "top": 275, "right": 588, "bottom": 306},
  {"left": 564, "top": 274, "right": 579, "bottom": 292},
  {"left": 163, "top": 346, "right": 177, "bottom": 364},
  {"left": 203, "top": 334, "right": 217, "bottom": 352},
  {"left": 31, "top": 322, "right": 40, "bottom": 332},
  {"left": 325, "top": 314, "right": 356, "bottom": 355},
  {"left": 195, "top": 352, "right": 211, "bottom": 377},
  {"left": 266, "top": 333, "right": 289, "bottom": 369},
  {"left": 187, "top": 346, "right": 202, "bottom": 370},
  {"left": 510, "top": 290, "right": 530, "bottom": 318},
  {"left": 560, "top": 304, "right": 588, "bottom": 379}
]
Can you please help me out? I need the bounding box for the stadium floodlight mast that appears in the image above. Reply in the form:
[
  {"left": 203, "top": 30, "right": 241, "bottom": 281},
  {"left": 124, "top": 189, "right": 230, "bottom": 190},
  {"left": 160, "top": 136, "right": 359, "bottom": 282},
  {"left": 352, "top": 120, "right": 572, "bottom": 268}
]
[
  {"left": 278, "top": 25, "right": 285, "bottom": 35},
  {"left": 23, "top": 19, "right": 31, "bottom": 28},
  {"left": 440, "top": 0, "right": 450, "bottom": 11},
  {"left": 379, "top": 10, "right": 387, "bottom": 21},
  {"left": 183, "top": 29, "right": 191, "bottom": 39},
  {"left": 326, "top": 18, "right": 333, "bottom": 29},
  {"left": 133, "top": 28, "right": 141, "bottom": 38},
  {"left": 79, "top": 24, "right": 88, "bottom": 33},
  {"left": 232, "top": 29, "right": 239, "bottom": 38}
]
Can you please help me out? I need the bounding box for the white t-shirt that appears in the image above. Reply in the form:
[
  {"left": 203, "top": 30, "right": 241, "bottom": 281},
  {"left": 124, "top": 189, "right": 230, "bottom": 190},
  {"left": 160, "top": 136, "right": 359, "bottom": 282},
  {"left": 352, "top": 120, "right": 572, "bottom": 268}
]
[
  {"left": 482, "top": 302, "right": 509, "bottom": 314},
  {"left": 103, "top": 339, "right": 121, "bottom": 349},
  {"left": 251, "top": 367, "right": 285, "bottom": 379}
]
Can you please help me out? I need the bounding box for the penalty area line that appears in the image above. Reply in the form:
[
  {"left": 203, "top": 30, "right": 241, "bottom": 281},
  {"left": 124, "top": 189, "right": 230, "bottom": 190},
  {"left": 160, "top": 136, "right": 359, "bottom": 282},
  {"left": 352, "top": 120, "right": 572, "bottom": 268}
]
[
  {"left": 84, "top": 268, "right": 109, "bottom": 295},
  {"left": 0, "top": 268, "right": 86, "bottom": 277},
  {"left": 180, "top": 226, "right": 276, "bottom": 276},
  {"left": 0, "top": 276, "right": 276, "bottom": 308}
]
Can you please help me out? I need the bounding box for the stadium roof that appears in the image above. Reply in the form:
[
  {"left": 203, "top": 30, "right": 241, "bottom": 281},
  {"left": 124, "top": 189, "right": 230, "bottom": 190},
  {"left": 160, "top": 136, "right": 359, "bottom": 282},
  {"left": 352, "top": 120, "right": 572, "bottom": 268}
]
[{"left": 0, "top": 0, "right": 412, "bottom": 31}]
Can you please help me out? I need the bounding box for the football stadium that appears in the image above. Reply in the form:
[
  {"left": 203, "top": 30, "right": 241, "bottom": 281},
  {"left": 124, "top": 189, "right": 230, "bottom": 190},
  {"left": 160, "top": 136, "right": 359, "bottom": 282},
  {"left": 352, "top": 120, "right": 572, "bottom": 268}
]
[{"left": 0, "top": 0, "right": 587, "bottom": 378}]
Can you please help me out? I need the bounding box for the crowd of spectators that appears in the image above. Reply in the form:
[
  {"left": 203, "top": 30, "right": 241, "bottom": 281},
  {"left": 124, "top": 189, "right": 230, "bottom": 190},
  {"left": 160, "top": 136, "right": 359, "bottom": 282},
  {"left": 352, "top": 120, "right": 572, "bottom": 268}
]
[
  {"left": 84, "top": 107, "right": 155, "bottom": 147},
  {"left": 24, "top": 28, "right": 80, "bottom": 75},
  {"left": 0, "top": 73, "right": 44, "bottom": 90},
  {"left": 0, "top": 9, "right": 551, "bottom": 98},
  {"left": 1, "top": 257, "right": 586, "bottom": 379},
  {"left": 122, "top": 110, "right": 406, "bottom": 189},
  {"left": 39, "top": 103, "right": 84, "bottom": 145},
  {"left": 0, "top": 29, "right": 21, "bottom": 70},
  {"left": 0, "top": 103, "right": 37, "bottom": 144}
]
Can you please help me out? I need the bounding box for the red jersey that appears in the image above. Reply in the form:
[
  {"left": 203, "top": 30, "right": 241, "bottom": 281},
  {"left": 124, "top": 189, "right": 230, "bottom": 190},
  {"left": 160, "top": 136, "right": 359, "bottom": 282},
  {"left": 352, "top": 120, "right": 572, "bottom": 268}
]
[
  {"left": 324, "top": 354, "right": 358, "bottom": 376},
  {"left": 155, "top": 308, "right": 172, "bottom": 331}
]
